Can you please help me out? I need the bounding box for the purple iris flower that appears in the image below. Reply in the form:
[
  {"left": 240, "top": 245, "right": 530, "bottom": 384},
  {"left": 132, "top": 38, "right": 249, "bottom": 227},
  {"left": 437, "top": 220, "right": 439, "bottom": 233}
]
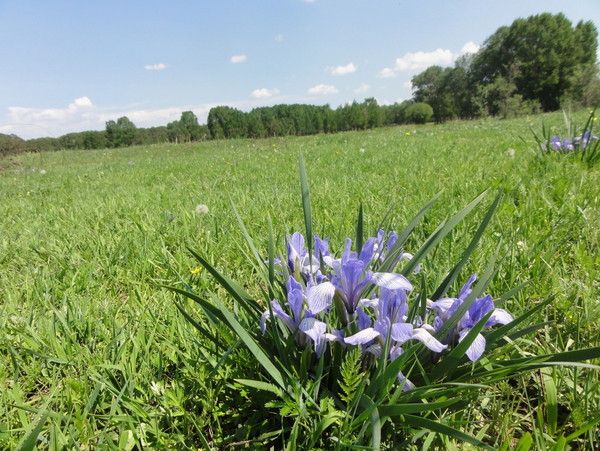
[
  {"left": 286, "top": 232, "right": 331, "bottom": 277},
  {"left": 327, "top": 237, "right": 413, "bottom": 315},
  {"left": 344, "top": 288, "right": 446, "bottom": 390},
  {"left": 344, "top": 288, "right": 447, "bottom": 353},
  {"left": 561, "top": 138, "right": 574, "bottom": 151},
  {"left": 575, "top": 131, "right": 597, "bottom": 150},
  {"left": 550, "top": 136, "right": 562, "bottom": 151},
  {"left": 428, "top": 274, "right": 513, "bottom": 361},
  {"left": 260, "top": 275, "right": 340, "bottom": 356}
]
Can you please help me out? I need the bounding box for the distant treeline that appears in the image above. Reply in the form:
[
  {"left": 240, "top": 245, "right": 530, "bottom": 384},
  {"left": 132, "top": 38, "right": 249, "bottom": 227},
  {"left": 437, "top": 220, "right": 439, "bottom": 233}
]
[
  {"left": 2, "top": 12, "right": 599, "bottom": 156},
  {"left": 0, "top": 100, "right": 433, "bottom": 155},
  {"left": 410, "top": 13, "right": 599, "bottom": 122}
]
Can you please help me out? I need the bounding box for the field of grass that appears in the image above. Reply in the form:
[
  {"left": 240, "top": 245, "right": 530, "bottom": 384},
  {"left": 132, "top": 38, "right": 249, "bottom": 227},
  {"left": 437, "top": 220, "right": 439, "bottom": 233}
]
[{"left": 1, "top": 112, "right": 599, "bottom": 449}]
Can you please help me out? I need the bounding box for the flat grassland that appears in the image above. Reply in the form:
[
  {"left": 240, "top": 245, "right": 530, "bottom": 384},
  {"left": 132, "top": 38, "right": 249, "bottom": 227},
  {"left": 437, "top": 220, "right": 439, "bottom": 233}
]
[{"left": 1, "top": 112, "right": 598, "bottom": 448}]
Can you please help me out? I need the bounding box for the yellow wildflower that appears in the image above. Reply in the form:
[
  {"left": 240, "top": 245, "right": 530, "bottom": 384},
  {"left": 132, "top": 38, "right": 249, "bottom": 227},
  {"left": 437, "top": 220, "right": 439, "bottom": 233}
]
[{"left": 190, "top": 266, "right": 202, "bottom": 275}]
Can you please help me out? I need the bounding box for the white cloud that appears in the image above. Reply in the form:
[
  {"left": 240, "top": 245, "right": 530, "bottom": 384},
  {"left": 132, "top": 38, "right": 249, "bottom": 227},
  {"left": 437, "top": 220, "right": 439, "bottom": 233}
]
[
  {"left": 71, "top": 97, "right": 93, "bottom": 108},
  {"left": 379, "top": 42, "right": 480, "bottom": 78},
  {"left": 251, "top": 88, "right": 280, "bottom": 99},
  {"left": 275, "top": 34, "right": 284, "bottom": 42},
  {"left": 394, "top": 48, "right": 454, "bottom": 72},
  {"left": 144, "top": 63, "right": 167, "bottom": 71},
  {"left": 230, "top": 54, "right": 247, "bottom": 64},
  {"left": 354, "top": 83, "right": 370, "bottom": 94},
  {"left": 303, "top": 0, "right": 317, "bottom": 3},
  {"left": 307, "top": 84, "right": 338, "bottom": 96},
  {"left": 379, "top": 67, "right": 396, "bottom": 78},
  {"left": 329, "top": 62, "right": 357, "bottom": 76},
  {"left": 460, "top": 41, "right": 480, "bottom": 55}
]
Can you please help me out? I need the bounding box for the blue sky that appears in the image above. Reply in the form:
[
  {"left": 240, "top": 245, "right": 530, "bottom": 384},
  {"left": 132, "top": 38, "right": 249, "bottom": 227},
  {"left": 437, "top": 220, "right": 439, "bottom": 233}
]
[{"left": 1, "top": 0, "right": 599, "bottom": 138}]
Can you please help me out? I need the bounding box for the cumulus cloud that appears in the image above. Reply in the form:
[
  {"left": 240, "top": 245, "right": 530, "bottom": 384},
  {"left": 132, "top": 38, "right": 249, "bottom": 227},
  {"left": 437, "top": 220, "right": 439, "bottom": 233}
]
[
  {"left": 251, "top": 88, "right": 280, "bottom": 99},
  {"left": 230, "top": 54, "right": 247, "bottom": 63},
  {"left": 275, "top": 34, "right": 284, "bottom": 42},
  {"left": 379, "top": 67, "right": 396, "bottom": 78},
  {"left": 307, "top": 84, "right": 338, "bottom": 96},
  {"left": 394, "top": 48, "right": 454, "bottom": 72},
  {"left": 329, "top": 62, "right": 357, "bottom": 76},
  {"left": 144, "top": 63, "right": 167, "bottom": 71},
  {"left": 379, "top": 41, "right": 480, "bottom": 78},
  {"left": 460, "top": 41, "right": 480, "bottom": 55},
  {"left": 354, "top": 83, "right": 370, "bottom": 94}
]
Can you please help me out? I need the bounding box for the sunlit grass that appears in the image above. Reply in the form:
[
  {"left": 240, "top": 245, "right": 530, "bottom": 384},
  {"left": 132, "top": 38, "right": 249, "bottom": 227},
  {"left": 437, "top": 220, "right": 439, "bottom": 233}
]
[{"left": 0, "top": 112, "right": 598, "bottom": 448}]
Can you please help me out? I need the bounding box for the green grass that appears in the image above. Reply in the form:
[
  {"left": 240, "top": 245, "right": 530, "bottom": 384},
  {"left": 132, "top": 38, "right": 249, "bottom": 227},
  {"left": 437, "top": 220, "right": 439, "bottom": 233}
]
[{"left": 0, "top": 112, "right": 598, "bottom": 449}]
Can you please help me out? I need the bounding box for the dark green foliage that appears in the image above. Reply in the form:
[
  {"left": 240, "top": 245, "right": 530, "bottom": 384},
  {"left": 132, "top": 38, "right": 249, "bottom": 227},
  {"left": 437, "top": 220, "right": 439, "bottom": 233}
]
[
  {"left": 0, "top": 133, "right": 26, "bottom": 156},
  {"left": 82, "top": 131, "right": 107, "bottom": 149},
  {"left": 167, "top": 111, "right": 207, "bottom": 143},
  {"left": 105, "top": 116, "right": 136, "bottom": 148},
  {"left": 412, "top": 13, "right": 599, "bottom": 121},
  {"left": 207, "top": 106, "right": 247, "bottom": 139},
  {"left": 405, "top": 103, "right": 433, "bottom": 124}
]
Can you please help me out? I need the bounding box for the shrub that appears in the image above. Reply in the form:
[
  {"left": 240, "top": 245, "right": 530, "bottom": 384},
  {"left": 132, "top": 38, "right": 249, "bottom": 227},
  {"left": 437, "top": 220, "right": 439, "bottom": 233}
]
[{"left": 405, "top": 102, "right": 433, "bottom": 124}]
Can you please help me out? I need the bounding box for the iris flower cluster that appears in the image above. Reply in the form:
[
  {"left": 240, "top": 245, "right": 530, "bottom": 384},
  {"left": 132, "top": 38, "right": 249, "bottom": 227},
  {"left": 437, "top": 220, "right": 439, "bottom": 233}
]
[
  {"left": 548, "top": 131, "right": 596, "bottom": 152},
  {"left": 260, "top": 231, "right": 512, "bottom": 385}
]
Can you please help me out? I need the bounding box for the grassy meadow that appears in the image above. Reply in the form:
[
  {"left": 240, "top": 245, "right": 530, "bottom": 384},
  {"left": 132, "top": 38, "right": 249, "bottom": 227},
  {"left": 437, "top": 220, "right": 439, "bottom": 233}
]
[{"left": 0, "top": 112, "right": 599, "bottom": 448}]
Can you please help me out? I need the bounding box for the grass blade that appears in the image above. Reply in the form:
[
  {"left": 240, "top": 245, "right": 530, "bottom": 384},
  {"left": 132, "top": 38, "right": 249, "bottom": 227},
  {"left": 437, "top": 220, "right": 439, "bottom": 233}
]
[{"left": 401, "top": 414, "right": 494, "bottom": 450}]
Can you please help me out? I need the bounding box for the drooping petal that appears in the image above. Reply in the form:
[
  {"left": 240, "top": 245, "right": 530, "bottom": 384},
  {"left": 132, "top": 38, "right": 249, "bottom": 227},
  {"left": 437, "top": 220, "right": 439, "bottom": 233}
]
[
  {"left": 270, "top": 300, "right": 294, "bottom": 330},
  {"left": 298, "top": 317, "right": 327, "bottom": 341},
  {"left": 372, "top": 272, "right": 413, "bottom": 291},
  {"left": 411, "top": 328, "right": 448, "bottom": 353},
  {"left": 397, "top": 372, "right": 415, "bottom": 391},
  {"left": 389, "top": 345, "right": 403, "bottom": 361},
  {"left": 324, "top": 329, "right": 345, "bottom": 343},
  {"left": 390, "top": 322, "right": 414, "bottom": 343},
  {"left": 427, "top": 298, "right": 456, "bottom": 316},
  {"left": 344, "top": 327, "right": 381, "bottom": 346},
  {"left": 459, "top": 328, "right": 486, "bottom": 361},
  {"left": 487, "top": 308, "right": 513, "bottom": 327},
  {"left": 306, "top": 281, "right": 336, "bottom": 314},
  {"left": 358, "top": 298, "right": 379, "bottom": 309}
]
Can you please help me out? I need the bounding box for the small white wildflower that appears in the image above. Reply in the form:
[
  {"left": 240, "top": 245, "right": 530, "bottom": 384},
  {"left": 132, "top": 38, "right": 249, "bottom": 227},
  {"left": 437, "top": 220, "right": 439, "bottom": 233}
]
[
  {"left": 506, "top": 148, "right": 516, "bottom": 158},
  {"left": 517, "top": 240, "right": 526, "bottom": 249},
  {"left": 195, "top": 204, "right": 209, "bottom": 215},
  {"left": 39, "top": 169, "right": 47, "bottom": 175},
  {"left": 359, "top": 148, "right": 365, "bottom": 154}
]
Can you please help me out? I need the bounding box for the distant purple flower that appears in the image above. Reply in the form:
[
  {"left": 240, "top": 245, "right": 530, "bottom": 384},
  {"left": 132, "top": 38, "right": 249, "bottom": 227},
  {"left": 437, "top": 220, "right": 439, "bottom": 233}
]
[{"left": 550, "top": 136, "right": 562, "bottom": 151}]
